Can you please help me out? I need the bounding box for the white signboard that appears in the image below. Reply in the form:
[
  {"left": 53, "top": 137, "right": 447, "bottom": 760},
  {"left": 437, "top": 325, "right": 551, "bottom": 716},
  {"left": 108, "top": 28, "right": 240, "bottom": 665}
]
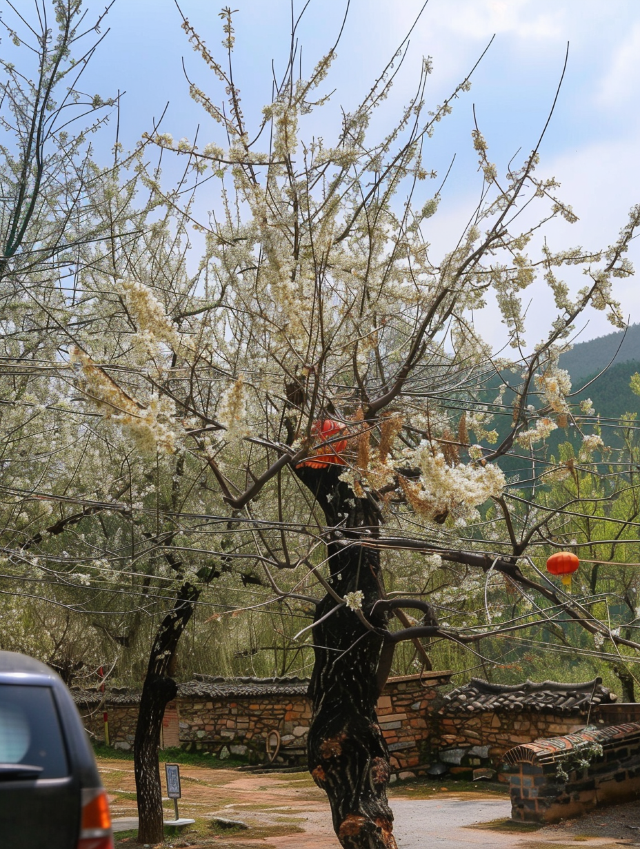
[{"left": 165, "top": 763, "right": 181, "bottom": 799}]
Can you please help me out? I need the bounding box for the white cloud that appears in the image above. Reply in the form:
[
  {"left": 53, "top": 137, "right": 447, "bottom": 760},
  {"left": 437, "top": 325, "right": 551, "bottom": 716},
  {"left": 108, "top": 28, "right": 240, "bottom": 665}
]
[
  {"left": 596, "top": 20, "right": 640, "bottom": 108},
  {"left": 426, "top": 0, "right": 566, "bottom": 41}
]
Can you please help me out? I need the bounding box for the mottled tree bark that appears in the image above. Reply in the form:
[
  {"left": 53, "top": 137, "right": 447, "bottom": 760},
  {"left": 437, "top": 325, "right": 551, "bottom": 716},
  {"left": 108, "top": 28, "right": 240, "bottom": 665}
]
[
  {"left": 297, "top": 466, "right": 398, "bottom": 849},
  {"left": 613, "top": 658, "right": 636, "bottom": 703},
  {"left": 134, "top": 582, "right": 198, "bottom": 844},
  {"left": 134, "top": 672, "right": 177, "bottom": 844}
]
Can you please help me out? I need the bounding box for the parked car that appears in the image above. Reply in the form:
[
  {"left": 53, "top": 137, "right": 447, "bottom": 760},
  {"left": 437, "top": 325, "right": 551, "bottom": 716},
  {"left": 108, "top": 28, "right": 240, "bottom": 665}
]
[{"left": 0, "top": 650, "right": 113, "bottom": 849}]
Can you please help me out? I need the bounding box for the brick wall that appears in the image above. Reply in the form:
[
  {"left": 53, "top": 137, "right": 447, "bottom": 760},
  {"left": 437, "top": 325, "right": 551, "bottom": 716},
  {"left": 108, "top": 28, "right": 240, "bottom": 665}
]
[{"left": 503, "top": 722, "right": 640, "bottom": 822}]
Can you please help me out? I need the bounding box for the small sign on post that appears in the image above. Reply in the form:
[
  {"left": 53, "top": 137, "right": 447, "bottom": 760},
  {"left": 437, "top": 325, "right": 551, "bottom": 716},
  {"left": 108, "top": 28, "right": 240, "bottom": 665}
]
[{"left": 165, "top": 763, "right": 182, "bottom": 821}]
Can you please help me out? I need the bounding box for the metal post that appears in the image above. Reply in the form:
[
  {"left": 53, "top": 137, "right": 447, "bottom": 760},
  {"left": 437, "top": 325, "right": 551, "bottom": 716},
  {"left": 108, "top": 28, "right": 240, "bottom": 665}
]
[{"left": 174, "top": 798, "right": 179, "bottom": 821}]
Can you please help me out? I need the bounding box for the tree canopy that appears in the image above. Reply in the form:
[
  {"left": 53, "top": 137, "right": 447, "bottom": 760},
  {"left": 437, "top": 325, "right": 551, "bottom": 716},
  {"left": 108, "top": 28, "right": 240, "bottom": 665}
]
[{"left": 2, "top": 2, "right": 640, "bottom": 846}]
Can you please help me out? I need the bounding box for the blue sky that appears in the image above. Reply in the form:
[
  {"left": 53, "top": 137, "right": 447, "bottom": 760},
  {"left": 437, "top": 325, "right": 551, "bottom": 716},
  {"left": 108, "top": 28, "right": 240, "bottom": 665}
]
[{"left": 19, "top": 0, "right": 640, "bottom": 347}]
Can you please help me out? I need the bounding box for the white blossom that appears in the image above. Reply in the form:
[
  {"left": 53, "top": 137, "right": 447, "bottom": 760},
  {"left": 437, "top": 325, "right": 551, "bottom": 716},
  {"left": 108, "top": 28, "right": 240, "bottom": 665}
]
[
  {"left": 344, "top": 591, "right": 364, "bottom": 611},
  {"left": 517, "top": 417, "right": 558, "bottom": 448},
  {"left": 218, "top": 376, "right": 249, "bottom": 442},
  {"left": 579, "top": 434, "right": 604, "bottom": 460},
  {"left": 70, "top": 347, "right": 179, "bottom": 455},
  {"left": 535, "top": 364, "right": 571, "bottom": 414},
  {"left": 401, "top": 445, "right": 505, "bottom": 522}
]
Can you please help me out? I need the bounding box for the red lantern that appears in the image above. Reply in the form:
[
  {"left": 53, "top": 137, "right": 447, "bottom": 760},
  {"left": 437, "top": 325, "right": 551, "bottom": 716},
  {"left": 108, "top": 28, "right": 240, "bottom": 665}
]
[
  {"left": 546, "top": 551, "right": 580, "bottom": 592},
  {"left": 297, "top": 419, "right": 348, "bottom": 469}
]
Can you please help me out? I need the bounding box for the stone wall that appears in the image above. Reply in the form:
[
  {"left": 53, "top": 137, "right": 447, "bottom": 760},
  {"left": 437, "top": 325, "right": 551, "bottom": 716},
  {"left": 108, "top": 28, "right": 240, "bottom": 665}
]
[
  {"left": 376, "top": 672, "right": 450, "bottom": 778},
  {"left": 78, "top": 674, "right": 625, "bottom": 779},
  {"left": 424, "top": 678, "right": 618, "bottom": 780},
  {"left": 594, "top": 703, "right": 640, "bottom": 726},
  {"left": 504, "top": 722, "right": 640, "bottom": 822},
  {"left": 429, "top": 711, "right": 586, "bottom": 780},
  {"left": 83, "top": 703, "right": 138, "bottom": 751},
  {"left": 176, "top": 690, "right": 312, "bottom": 762},
  {"left": 77, "top": 671, "right": 451, "bottom": 773}
]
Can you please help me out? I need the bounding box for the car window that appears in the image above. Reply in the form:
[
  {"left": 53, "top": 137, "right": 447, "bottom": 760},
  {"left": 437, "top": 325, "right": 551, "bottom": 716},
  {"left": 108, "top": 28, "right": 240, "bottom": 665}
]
[{"left": 0, "top": 684, "right": 69, "bottom": 778}]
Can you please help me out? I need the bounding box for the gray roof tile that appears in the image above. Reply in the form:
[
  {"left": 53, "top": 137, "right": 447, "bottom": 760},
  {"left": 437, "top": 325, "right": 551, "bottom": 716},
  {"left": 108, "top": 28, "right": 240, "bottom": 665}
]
[
  {"left": 440, "top": 677, "right": 616, "bottom": 715},
  {"left": 71, "top": 675, "right": 310, "bottom": 706}
]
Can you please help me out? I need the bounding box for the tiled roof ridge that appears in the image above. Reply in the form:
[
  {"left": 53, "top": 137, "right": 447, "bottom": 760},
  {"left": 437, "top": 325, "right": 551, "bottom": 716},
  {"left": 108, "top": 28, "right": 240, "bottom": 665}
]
[
  {"left": 504, "top": 721, "right": 640, "bottom": 765},
  {"left": 71, "top": 675, "right": 311, "bottom": 705},
  {"left": 440, "top": 676, "right": 616, "bottom": 715},
  {"left": 466, "top": 676, "right": 605, "bottom": 695},
  {"left": 192, "top": 673, "right": 310, "bottom": 685}
]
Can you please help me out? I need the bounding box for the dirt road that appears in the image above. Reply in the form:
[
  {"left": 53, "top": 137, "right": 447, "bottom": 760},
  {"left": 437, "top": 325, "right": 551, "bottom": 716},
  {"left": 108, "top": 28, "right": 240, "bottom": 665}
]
[{"left": 99, "top": 758, "right": 640, "bottom": 849}]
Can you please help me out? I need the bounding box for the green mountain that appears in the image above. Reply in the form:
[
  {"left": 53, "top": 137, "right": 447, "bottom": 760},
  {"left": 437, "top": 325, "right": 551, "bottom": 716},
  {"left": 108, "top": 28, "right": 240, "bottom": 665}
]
[
  {"left": 572, "top": 360, "right": 640, "bottom": 422},
  {"left": 559, "top": 324, "right": 640, "bottom": 385},
  {"left": 558, "top": 326, "right": 640, "bottom": 434},
  {"left": 488, "top": 330, "right": 640, "bottom": 481}
]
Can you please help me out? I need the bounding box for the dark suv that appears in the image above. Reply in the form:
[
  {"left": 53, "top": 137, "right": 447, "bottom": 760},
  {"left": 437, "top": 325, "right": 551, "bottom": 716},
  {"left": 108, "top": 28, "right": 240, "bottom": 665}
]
[{"left": 0, "top": 651, "right": 113, "bottom": 849}]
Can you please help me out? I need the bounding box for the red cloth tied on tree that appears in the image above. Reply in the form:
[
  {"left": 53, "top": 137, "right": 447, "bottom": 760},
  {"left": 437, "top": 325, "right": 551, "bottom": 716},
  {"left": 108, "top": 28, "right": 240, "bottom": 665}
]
[{"left": 297, "top": 419, "right": 348, "bottom": 469}]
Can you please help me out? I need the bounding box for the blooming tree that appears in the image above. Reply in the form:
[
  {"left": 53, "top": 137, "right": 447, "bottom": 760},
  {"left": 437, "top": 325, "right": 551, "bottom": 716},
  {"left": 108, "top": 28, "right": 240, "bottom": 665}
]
[{"left": 4, "top": 3, "right": 640, "bottom": 847}]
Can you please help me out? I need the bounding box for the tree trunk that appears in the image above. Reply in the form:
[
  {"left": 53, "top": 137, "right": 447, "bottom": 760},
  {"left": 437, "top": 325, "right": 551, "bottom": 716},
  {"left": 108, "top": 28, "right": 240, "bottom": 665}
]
[
  {"left": 134, "top": 582, "right": 198, "bottom": 844},
  {"left": 134, "top": 672, "right": 178, "bottom": 843},
  {"left": 613, "top": 661, "right": 636, "bottom": 703},
  {"left": 297, "top": 466, "right": 398, "bottom": 849}
]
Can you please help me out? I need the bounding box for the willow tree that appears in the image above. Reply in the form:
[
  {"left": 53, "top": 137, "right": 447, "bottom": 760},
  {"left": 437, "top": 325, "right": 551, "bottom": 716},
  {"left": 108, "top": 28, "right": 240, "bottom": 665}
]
[{"left": 12, "top": 4, "right": 640, "bottom": 847}]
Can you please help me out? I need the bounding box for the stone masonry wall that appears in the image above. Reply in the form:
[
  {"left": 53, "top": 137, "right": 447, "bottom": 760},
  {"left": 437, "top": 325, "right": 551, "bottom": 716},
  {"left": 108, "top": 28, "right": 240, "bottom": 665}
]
[
  {"left": 177, "top": 691, "right": 312, "bottom": 762},
  {"left": 82, "top": 704, "right": 139, "bottom": 751},
  {"left": 78, "top": 671, "right": 451, "bottom": 772},
  {"left": 376, "top": 672, "right": 451, "bottom": 778},
  {"left": 430, "top": 711, "right": 585, "bottom": 779},
  {"left": 79, "top": 673, "right": 613, "bottom": 780}
]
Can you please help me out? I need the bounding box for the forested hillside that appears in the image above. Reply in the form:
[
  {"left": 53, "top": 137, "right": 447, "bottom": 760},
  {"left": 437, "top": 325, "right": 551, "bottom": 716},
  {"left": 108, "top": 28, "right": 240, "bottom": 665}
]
[
  {"left": 560, "top": 324, "right": 640, "bottom": 384},
  {"left": 493, "top": 345, "right": 640, "bottom": 479},
  {"left": 573, "top": 360, "right": 640, "bottom": 420}
]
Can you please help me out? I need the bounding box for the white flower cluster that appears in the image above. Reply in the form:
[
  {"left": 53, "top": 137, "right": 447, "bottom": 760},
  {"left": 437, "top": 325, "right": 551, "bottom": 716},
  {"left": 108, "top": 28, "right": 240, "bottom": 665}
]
[
  {"left": 404, "top": 445, "right": 506, "bottom": 522},
  {"left": 121, "top": 280, "right": 183, "bottom": 352},
  {"left": 578, "top": 268, "right": 626, "bottom": 329},
  {"left": 517, "top": 417, "right": 558, "bottom": 449},
  {"left": 466, "top": 411, "right": 498, "bottom": 444},
  {"left": 433, "top": 572, "right": 485, "bottom": 607},
  {"left": 579, "top": 433, "right": 604, "bottom": 460},
  {"left": 71, "top": 347, "right": 178, "bottom": 455},
  {"left": 423, "top": 553, "right": 443, "bottom": 576},
  {"left": 580, "top": 398, "right": 595, "bottom": 416},
  {"left": 344, "top": 590, "right": 364, "bottom": 611},
  {"left": 218, "top": 376, "right": 249, "bottom": 442},
  {"left": 535, "top": 364, "right": 571, "bottom": 413}
]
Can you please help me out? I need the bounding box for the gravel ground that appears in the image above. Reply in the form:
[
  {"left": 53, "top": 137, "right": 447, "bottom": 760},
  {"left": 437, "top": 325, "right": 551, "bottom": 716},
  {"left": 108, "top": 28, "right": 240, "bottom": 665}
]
[{"left": 537, "top": 798, "right": 640, "bottom": 842}]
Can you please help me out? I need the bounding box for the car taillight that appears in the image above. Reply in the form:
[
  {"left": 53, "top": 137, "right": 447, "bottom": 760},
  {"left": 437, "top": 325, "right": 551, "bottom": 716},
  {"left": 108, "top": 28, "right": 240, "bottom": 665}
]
[{"left": 77, "top": 787, "right": 114, "bottom": 849}]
